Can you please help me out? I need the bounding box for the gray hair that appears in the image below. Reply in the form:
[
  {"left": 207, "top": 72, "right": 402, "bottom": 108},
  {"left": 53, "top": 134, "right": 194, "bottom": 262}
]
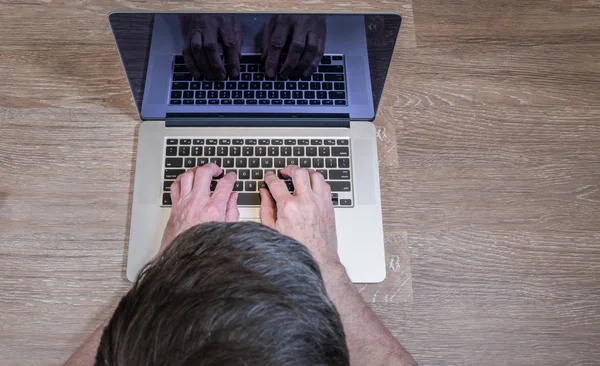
[{"left": 96, "top": 221, "right": 349, "bottom": 366}]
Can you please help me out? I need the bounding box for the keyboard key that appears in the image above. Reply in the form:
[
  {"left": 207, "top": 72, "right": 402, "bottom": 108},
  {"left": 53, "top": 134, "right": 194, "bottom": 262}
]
[
  {"left": 337, "top": 139, "right": 349, "bottom": 145},
  {"left": 292, "top": 91, "right": 303, "bottom": 99},
  {"left": 230, "top": 146, "right": 241, "bottom": 156},
  {"left": 214, "top": 82, "right": 225, "bottom": 89},
  {"left": 322, "top": 100, "right": 333, "bottom": 105},
  {"left": 274, "top": 158, "right": 286, "bottom": 168},
  {"left": 262, "top": 158, "right": 273, "bottom": 168},
  {"left": 334, "top": 82, "right": 345, "bottom": 90},
  {"left": 252, "top": 169, "right": 263, "bottom": 180},
  {"left": 183, "top": 99, "right": 194, "bottom": 105},
  {"left": 166, "top": 146, "right": 177, "bottom": 156},
  {"left": 332, "top": 55, "right": 343, "bottom": 61},
  {"left": 321, "top": 56, "right": 331, "bottom": 64},
  {"left": 179, "top": 146, "right": 190, "bottom": 156},
  {"left": 164, "top": 180, "right": 174, "bottom": 192},
  {"left": 206, "top": 139, "right": 218, "bottom": 145},
  {"left": 196, "top": 100, "right": 207, "bottom": 105},
  {"left": 272, "top": 139, "right": 283, "bottom": 145},
  {"left": 208, "top": 91, "right": 218, "bottom": 98},
  {"left": 174, "top": 55, "right": 185, "bottom": 64},
  {"left": 241, "top": 55, "right": 262, "bottom": 63},
  {"left": 219, "top": 91, "right": 231, "bottom": 98},
  {"left": 209, "top": 158, "right": 221, "bottom": 166},
  {"left": 298, "top": 139, "right": 310, "bottom": 145},
  {"left": 163, "top": 193, "right": 172, "bottom": 205},
  {"left": 268, "top": 91, "right": 279, "bottom": 99},
  {"left": 284, "top": 139, "right": 296, "bottom": 145},
  {"left": 165, "top": 158, "right": 183, "bottom": 168},
  {"left": 167, "top": 138, "right": 178, "bottom": 145},
  {"left": 268, "top": 147, "right": 279, "bottom": 156},
  {"left": 243, "top": 146, "right": 254, "bottom": 156},
  {"left": 310, "top": 139, "right": 322, "bottom": 145},
  {"left": 298, "top": 82, "right": 309, "bottom": 90},
  {"left": 316, "top": 169, "right": 328, "bottom": 179},
  {"left": 275, "top": 82, "right": 284, "bottom": 90},
  {"left": 256, "top": 146, "right": 267, "bottom": 156},
  {"left": 258, "top": 139, "right": 270, "bottom": 145},
  {"left": 319, "top": 147, "right": 330, "bottom": 156},
  {"left": 287, "top": 158, "right": 298, "bottom": 166},
  {"left": 309, "top": 100, "right": 321, "bottom": 105},
  {"left": 297, "top": 100, "right": 308, "bottom": 105},
  {"left": 202, "top": 82, "right": 213, "bottom": 89},
  {"left": 171, "top": 91, "right": 182, "bottom": 99},
  {"left": 204, "top": 146, "right": 215, "bottom": 156},
  {"left": 233, "top": 181, "right": 244, "bottom": 192},
  {"left": 232, "top": 139, "right": 244, "bottom": 145},
  {"left": 332, "top": 147, "right": 349, "bottom": 156},
  {"left": 237, "top": 193, "right": 261, "bottom": 205},
  {"left": 339, "top": 158, "right": 350, "bottom": 168},
  {"left": 232, "top": 90, "right": 243, "bottom": 99},
  {"left": 246, "top": 100, "right": 258, "bottom": 105},
  {"left": 284, "top": 100, "right": 295, "bottom": 105},
  {"left": 326, "top": 158, "right": 337, "bottom": 168},
  {"left": 340, "top": 199, "right": 352, "bottom": 206},
  {"left": 197, "top": 158, "right": 209, "bottom": 166},
  {"left": 327, "top": 181, "right": 351, "bottom": 192},
  {"left": 307, "top": 147, "right": 317, "bottom": 156},
  {"left": 322, "top": 82, "right": 333, "bottom": 91},
  {"left": 249, "top": 158, "right": 260, "bottom": 167},
  {"left": 325, "top": 74, "right": 345, "bottom": 82},
  {"left": 226, "top": 82, "right": 237, "bottom": 89},
  {"left": 239, "top": 169, "right": 250, "bottom": 179},
  {"left": 300, "top": 158, "right": 311, "bottom": 167},
  {"left": 257, "top": 91, "right": 267, "bottom": 99},
  {"left": 210, "top": 180, "right": 218, "bottom": 191},
  {"left": 164, "top": 169, "right": 185, "bottom": 179},
  {"left": 253, "top": 73, "right": 264, "bottom": 81},
  {"left": 251, "top": 82, "right": 261, "bottom": 90},
  {"left": 223, "top": 158, "right": 234, "bottom": 168},
  {"left": 245, "top": 181, "right": 257, "bottom": 192},
  {"left": 281, "top": 146, "right": 292, "bottom": 156},
  {"left": 219, "top": 139, "right": 231, "bottom": 145},
  {"left": 184, "top": 158, "right": 195, "bottom": 167},
  {"left": 217, "top": 146, "right": 228, "bottom": 156},
  {"left": 272, "top": 100, "right": 283, "bottom": 105},
  {"left": 179, "top": 139, "right": 191, "bottom": 145},
  {"left": 195, "top": 91, "right": 207, "bottom": 98},
  {"left": 174, "top": 64, "right": 188, "bottom": 72},
  {"left": 172, "top": 82, "right": 189, "bottom": 90},
  {"left": 285, "top": 180, "right": 295, "bottom": 191},
  {"left": 312, "top": 158, "right": 324, "bottom": 168},
  {"left": 324, "top": 139, "right": 336, "bottom": 146},
  {"left": 220, "top": 99, "right": 232, "bottom": 105},
  {"left": 236, "top": 158, "right": 247, "bottom": 168},
  {"left": 286, "top": 82, "right": 297, "bottom": 90},
  {"left": 190, "top": 82, "right": 201, "bottom": 90},
  {"left": 329, "top": 170, "right": 350, "bottom": 180},
  {"left": 317, "top": 91, "right": 327, "bottom": 99},
  {"left": 193, "top": 139, "right": 204, "bottom": 145},
  {"left": 310, "top": 82, "right": 321, "bottom": 90},
  {"left": 312, "top": 73, "right": 323, "bottom": 81},
  {"left": 329, "top": 91, "right": 346, "bottom": 99},
  {"left": 293, "top": 146, "right": 304, "bottom": 156},
  {"left": 226, "top": 169, "right": 237, "bottom": 175},
  {"left": 242, "top": 73, "right": 252, "bottom": 81},
  {"left": 191, "top": 146, "right": 201, "bottom": 156},
  {"left": 281, "top": 91, "right": 291, "bottom": 99},
  {"left": 239, "top": 82, "right": 249, "bottom": 90},
  {"left": 318, "top": 65, "right": 344, "bottom": 73}
]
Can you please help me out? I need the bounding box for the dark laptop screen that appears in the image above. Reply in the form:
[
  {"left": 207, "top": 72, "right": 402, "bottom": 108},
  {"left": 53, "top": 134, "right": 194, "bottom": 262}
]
[{"left": 109, "top": 13, "right": 401, "bottom": 120}]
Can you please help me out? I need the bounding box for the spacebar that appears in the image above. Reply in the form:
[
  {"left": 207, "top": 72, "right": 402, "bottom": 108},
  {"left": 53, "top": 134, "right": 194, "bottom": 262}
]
[{"left": 237, "top": 193, "right": 261, "bottom": 206}]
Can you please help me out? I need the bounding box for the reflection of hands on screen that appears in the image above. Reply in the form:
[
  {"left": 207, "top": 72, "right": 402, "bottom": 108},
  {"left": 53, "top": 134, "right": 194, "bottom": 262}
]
[
  {"left": 262, "top": 15, "right": 326, "bottom": 79},
  {"left": 179, "top": 15, "right": 242, "bottom": 80}
]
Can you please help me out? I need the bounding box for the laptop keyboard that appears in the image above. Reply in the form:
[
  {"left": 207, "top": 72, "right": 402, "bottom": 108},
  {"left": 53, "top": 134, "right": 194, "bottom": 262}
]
[
  {"left": 170, "top": 54, "right": 347, "bottom": 106},
  {"left": 162, "top": 137, "right": 353, "bottom": 207}
]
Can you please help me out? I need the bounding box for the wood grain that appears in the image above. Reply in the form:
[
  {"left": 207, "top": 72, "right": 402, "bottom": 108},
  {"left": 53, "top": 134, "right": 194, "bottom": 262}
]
[{"left": 1, "top": 0, "right": 600, "bottom": 365}]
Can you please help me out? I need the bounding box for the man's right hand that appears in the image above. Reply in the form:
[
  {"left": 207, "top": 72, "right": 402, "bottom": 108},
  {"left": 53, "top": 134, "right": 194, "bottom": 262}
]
[
  {"left": 179, "top": 15, "right": 242, "bottom": 80},
  {"left": 259, "top": 166, "right": 340, "bottom": 268}
]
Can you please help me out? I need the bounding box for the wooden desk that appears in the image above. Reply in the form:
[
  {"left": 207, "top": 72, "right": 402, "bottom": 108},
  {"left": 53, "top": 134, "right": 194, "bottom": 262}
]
[{"left": 1, "top": 1, "right": 599, "bottom": 364}]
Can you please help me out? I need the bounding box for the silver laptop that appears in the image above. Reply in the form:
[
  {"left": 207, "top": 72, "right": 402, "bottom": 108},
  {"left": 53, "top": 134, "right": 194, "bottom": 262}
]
[{"left": 109, "top": 12, "right": 402, "bottom": 283}]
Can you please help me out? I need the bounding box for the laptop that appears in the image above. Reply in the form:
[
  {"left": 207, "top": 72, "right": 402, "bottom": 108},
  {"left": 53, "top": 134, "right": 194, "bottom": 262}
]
[{"left": 109, "top": 12, "right": 402, "bottom": 283}]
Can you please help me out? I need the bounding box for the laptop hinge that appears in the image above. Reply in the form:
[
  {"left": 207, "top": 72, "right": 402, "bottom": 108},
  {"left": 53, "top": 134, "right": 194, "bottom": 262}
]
[{"left": 164, "top": 113, "right": 350, "bottom": 128}]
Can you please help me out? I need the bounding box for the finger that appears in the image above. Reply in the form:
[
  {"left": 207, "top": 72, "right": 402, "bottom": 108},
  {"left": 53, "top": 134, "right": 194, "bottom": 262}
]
[
  {"left": 225, "top": 192, "right": 240, "bottom": 222},
  {"left": 211, "top": 172, "right": 237, "bottom": 203},
  {"left": 304, "top": 33, "right": 326, "bottom": 77},
  {"left": 192, "top": 163, "right": 222, "bottom": 198},
  {"left": 235, "top": 21, "right": 243, "bottom": 64},
  {"left": 280, "top": 165, "right": 311, "bottom": 195},
  {"left": 203, "top": 27, "right": 226, "bottom": 80},
  {"left": 182, "top": 43, "right": 202, "bottom": 79},
  {"left": 280, "top": 28, "right": 307, "bottom": 79},
  {"left": 309, "top": 170, "right": 329, "bottom": 196},
  {"left": 220, "top": 19, "right": 240, "bottom": 77},
  {"left": 180, "top": 168, "right": 196, "bottom": 196},
  {"left": 296, "top": 31, "right": 318, "bottom": 77},
  {"left": 265, "top": 20, "right": 290, "bottom": 78},
  {"left": 262, "top": 16, "right": 276, "bottom": 60},
  {"left": 259, "top": 188, "right": 277, "bottom": 228},
  {"left": 264, "top": 171, "right": 291, "bottom": 202},
  {"left": 170, "top": 180, "right": 180, "bottom": 203},
  {"left": 190, "top": 31, "right": 214, "bottom": 79}
]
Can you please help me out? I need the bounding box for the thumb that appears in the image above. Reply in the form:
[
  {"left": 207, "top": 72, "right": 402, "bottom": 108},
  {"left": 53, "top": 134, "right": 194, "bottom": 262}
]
[
  {"left": 225, "top": 192, "right": 240, "bottom": 222},
  {"left": 259, "top": 188, "right": 276, "bottom": 228}
]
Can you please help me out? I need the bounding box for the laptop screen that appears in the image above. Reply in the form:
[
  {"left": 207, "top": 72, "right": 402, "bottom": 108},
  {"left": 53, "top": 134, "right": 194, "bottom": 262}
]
[{"left": 109, "top": 13, "right": 401, "bottom": 121}]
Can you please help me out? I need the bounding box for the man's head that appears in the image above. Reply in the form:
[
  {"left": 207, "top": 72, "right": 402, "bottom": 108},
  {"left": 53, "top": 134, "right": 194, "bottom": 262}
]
[{"left": 96, "top": 222, "right": 349, "bottom": 366}]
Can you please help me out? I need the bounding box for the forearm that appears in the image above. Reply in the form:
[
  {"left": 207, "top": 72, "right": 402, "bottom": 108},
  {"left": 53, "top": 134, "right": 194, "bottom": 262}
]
[
  {"left": 64, "top": 319, "right": 107, "bottom": 366},
  {"left": 320, "top": 262, "right": 417, "bottom": 366}
]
